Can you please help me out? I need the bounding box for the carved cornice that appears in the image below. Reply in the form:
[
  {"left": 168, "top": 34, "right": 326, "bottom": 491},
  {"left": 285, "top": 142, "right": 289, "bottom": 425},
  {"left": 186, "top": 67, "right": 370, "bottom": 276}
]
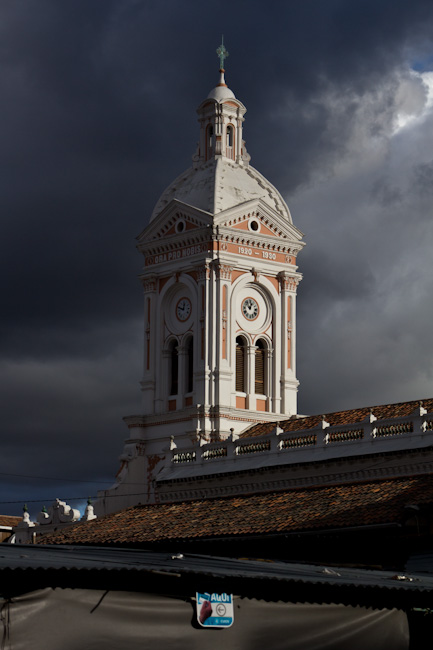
[{"left": 217, "top": 229, "right": 304, "bottom": 256}]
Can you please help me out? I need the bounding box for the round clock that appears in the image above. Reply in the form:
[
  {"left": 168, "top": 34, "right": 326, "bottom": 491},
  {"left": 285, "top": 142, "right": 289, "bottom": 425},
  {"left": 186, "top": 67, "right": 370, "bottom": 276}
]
[
  {"left": 242, "top": 297, "right": 259, "bottom": 321},
  {"left": 176, "top": 297, "right": 192, "bottom": 321}
]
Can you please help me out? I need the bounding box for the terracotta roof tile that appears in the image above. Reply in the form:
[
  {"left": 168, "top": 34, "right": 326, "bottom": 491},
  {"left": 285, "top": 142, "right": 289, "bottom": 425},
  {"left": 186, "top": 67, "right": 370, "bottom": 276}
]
[
  {"left": 39, "top": 473, "right": 433, "bottom": 546},
  {"left": 0, "top": 515, "right": 21, "bottom": 527},
  {"left": 242, "top": 397, "right": 433, "bottom": 438}
]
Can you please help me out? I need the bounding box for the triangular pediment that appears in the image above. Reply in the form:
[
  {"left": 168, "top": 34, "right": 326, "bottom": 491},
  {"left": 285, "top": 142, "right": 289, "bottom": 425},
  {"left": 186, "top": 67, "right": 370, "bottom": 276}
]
[
  {"left": 137, "top": 199, "right": 213, "bottom": 244},
  {"left": 214, "top": 198, "right": 304, "bottom": 243}
]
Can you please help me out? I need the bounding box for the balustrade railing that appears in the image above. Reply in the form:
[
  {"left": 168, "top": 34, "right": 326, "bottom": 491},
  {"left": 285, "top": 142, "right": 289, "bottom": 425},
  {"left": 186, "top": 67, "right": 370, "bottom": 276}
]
[
  {"left": 202, "top": 446, "right": 227, "bottom": 461},
  {"left": 168, "top": 409, "right": 432, "bottom": 467},
  {"left": 236, "top": 440, "right": 271, "bottom": 455},
  {"left": 375, "top": 422, "right": 413, "bottom": 437},
  {"left": 327, "top": 429, "right": 363, "bottom": 443},
  {"left": 172, "top": 451, "right": 196, "bottom": 464},
  {"left": 280, "top": 434, "right": 317, "bottom": 449}
]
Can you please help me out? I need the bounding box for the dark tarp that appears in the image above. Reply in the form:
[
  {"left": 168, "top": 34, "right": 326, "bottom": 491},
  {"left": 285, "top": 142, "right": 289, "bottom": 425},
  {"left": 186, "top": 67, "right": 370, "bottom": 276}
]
[{"left": 1, "top": 588, "right": 409, "bottom": 650}]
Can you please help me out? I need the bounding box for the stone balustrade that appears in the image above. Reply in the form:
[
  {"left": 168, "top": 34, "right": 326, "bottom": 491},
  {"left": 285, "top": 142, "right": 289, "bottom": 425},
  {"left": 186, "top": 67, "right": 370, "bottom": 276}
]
[{"left": 167, "top": 409, "right": 433, "bottom": 471}]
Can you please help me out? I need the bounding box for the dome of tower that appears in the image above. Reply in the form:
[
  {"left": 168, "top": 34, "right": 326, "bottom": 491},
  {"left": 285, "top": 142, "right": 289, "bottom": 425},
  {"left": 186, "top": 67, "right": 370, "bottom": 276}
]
[
  {"left": 150, "top": 158, "right": 293, "bottom": 223},
  {"left": 207, "top": 84, "right": 236, "bottom": 101},
  {"left": 207, "top": 75, "right": 236, "bottom": 101},
  {"left": 150, "top": 43, "right": 293, "bottom": 225}
]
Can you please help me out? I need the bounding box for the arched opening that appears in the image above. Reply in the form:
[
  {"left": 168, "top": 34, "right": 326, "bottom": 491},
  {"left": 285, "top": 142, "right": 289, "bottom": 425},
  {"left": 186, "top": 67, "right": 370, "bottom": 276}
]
[
  {"left": 235, "top": 336, "right": 247, "bottom": 392},
  {"left": 168, "top": 339, "right": 178, "bottom": 396},
  {"left": 255, "top": 339, "right": 266, "bottom": 395},
  {"left": 185, "top": 336, "right": 194, "bottom": 393},
  {"left": 206, "top": 124, "right": 214, "bottom": 160},
  {"left": 226, "top": 125, "right": 234, "bottom": 160}
]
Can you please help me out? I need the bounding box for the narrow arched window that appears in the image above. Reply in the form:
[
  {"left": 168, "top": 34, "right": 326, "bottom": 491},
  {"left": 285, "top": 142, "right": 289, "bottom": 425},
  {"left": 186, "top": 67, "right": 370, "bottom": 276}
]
[
  {"left": 186, "top": 336, "right": 194, "bottom": 393},
  {"left": 206, "top": 125, "right": 214, "bottom": 160},
  {"left": 169, "top": 339, "right": 178, "bottom": 395},
  {"left": 236, "top": 336, "right": 246, "bottom": 392},
  {"left": 255, "top": 339, "right": 266, "bottom": 394},
  {"left": 226, "top": 125, "right": 234, "bottom": 159}
]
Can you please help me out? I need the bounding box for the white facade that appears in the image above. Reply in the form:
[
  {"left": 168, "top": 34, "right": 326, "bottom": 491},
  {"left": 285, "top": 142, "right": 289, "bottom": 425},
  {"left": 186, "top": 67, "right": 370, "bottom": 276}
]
[{"left": 95, "top": 65, "right": 304, "bottom": 515}]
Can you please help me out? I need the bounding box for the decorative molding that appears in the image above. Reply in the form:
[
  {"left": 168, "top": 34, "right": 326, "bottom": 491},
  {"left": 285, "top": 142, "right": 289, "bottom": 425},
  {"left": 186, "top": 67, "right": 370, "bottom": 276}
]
[
  {"left": 214, "top": 262, "right": 233, "bottom": 280},
  {"left": 217, "top": 231, "right": 304, "bottom": 256},
  {"left": 142, "top": 236, "right": 212, "bottom": 266},
  {"left": 156, "top": 453, "right": 433, "bottom": 503},
  {"left": 195, "top": 262, "right": 210, "bottom": 281},
  {"left": 141, "top": 276, "right": 157, "bottom": 293},
  {"left": 278, "top": 271, "right": 299, "bottom": 291}
]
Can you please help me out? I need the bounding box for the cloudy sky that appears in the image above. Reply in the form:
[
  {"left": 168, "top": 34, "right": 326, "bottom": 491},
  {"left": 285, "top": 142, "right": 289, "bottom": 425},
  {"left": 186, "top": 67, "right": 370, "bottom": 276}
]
[{"left": 1, "top": 0, "right": 433, "bottom": 515}]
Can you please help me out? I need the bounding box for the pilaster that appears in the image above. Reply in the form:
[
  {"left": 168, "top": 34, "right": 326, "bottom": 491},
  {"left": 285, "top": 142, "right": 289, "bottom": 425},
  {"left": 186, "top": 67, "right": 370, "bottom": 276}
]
[
  {"left": 212, "top": 261, "right": 234, "bottom": 412},
  {"left": 141, "top": 274, "right": 157, "bottom": 413}
]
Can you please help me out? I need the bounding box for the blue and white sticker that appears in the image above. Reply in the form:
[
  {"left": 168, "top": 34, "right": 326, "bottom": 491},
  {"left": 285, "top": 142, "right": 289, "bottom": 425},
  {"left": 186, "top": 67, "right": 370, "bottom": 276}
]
[{"left": 196, "top": 592, "right": 234, "bottom": 628}]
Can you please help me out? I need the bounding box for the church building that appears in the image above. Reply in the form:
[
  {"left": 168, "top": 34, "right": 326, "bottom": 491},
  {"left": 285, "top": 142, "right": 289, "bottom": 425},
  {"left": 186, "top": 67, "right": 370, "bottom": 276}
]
[
  {"left": 95, "top": 42, "right": 305, "bottom": 515},
  {"left": 8, "top": 45, "right": 433, "bottom": 650},
  {"left": 94, "top": 45, "right": 433, "bottom": 525}
]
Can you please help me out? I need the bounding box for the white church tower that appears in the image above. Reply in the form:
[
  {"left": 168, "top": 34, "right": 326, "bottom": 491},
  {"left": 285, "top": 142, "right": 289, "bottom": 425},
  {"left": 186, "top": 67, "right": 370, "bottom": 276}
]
[{"left": 96, "top": 42, "right": 304, "bottom": 515}]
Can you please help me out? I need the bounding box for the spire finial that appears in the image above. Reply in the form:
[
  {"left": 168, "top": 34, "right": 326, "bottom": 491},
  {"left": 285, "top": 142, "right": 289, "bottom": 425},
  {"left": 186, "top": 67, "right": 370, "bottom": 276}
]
[{"left": 216, "top": 36, "right": 229, "bottom": 71}]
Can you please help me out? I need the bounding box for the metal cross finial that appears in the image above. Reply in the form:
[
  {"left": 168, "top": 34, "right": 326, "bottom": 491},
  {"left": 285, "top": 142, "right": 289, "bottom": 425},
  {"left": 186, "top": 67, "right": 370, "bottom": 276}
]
[{"left": 216, "top": 36, "right": 229, "bottom": 70}]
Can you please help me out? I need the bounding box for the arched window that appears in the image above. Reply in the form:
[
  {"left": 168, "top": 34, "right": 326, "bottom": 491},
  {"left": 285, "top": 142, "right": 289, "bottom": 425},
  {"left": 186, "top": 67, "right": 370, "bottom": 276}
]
[
  {"left": 206, "top": 125, "right": 214, "bottom": 160},
  {"left": 236, "top": 336, "right": 247, "bottom": 392},
  {"left": 255, "top": 339, "right": 266, "bottom": 395},
  {"left": 185, "top": 336, "right": 194, "bottom": 393},
  {"left": 226, "top": 125, "right": 234, "bottom": 159},
  {"left": 168, "top": 339, "right": 178, "bottom": 396}
]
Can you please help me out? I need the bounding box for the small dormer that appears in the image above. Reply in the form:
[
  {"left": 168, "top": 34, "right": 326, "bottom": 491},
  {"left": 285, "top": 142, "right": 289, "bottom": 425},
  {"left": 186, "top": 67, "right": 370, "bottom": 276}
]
[{"left": 196, "top": 39, "right": 248, "bottom": 165}]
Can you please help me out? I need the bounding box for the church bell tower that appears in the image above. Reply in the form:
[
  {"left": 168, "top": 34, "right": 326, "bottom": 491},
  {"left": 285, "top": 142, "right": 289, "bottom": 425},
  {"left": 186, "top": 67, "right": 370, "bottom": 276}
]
[
  {"left": 96, "top": 42, "right": 304, "bottom": 514},
  {"left": 134, "top": 39, "right": 305, "bottom": 443}
]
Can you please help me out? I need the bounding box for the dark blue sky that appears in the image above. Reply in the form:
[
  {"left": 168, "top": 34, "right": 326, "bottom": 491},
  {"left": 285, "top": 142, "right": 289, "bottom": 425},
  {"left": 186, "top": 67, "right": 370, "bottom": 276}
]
[{"left": 1, "top": 0, "right": 433, "bottom": 515}]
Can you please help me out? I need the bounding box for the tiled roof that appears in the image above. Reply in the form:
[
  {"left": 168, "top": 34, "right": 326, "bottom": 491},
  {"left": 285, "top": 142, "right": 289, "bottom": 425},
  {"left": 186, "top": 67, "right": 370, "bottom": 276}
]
[
  {"left": 0, "top": 515, "right": 21, "bottom": 527},
  {"left": 242, "top": 397, "right": 433, "bottom": 438},
  {"left": 39, "top": 473, "right": 433, "bottom": 546}
]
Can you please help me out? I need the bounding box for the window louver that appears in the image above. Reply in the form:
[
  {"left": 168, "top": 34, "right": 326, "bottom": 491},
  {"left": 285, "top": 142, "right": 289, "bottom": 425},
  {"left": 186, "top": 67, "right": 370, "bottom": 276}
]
[
  {"left": 255, "top": 344, "right": 265, "bottom": 394},
  {"left": 236, "top": 340, "right": 245, "bottom": 392}
]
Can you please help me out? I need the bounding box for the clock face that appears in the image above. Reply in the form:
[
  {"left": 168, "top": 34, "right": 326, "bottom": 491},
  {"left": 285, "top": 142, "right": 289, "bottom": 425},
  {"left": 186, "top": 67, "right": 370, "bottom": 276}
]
[
  {"left": 242, "top": 297, "right": 259, "bottom": 321},
  {"left": 176, "top": 297, "right": 192, "bottom": 321}
]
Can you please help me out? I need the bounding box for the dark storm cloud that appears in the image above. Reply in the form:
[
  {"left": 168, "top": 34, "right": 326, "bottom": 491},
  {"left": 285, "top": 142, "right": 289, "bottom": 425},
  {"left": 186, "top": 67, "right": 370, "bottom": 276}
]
[
  {"left": 1, "top": 0, "right": 433, "bottom": 514},
  {"left": 293, "top": 88, "right": 433, "bottom": 413},
  {"left": 413, "top": 160, "right": 433, "bottom": 195}
]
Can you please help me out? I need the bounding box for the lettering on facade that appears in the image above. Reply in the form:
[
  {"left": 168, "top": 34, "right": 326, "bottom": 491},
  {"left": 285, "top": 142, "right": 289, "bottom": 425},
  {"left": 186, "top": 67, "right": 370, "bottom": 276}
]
[
  {"left": 238, "top": 246, "right": 278, "bottom": 260},
  {"left": 223, "top": 242, "right": 294, "bottom": 265},
  {"left": 145, "top": 244, "right": 210, "bottom": 267}
]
